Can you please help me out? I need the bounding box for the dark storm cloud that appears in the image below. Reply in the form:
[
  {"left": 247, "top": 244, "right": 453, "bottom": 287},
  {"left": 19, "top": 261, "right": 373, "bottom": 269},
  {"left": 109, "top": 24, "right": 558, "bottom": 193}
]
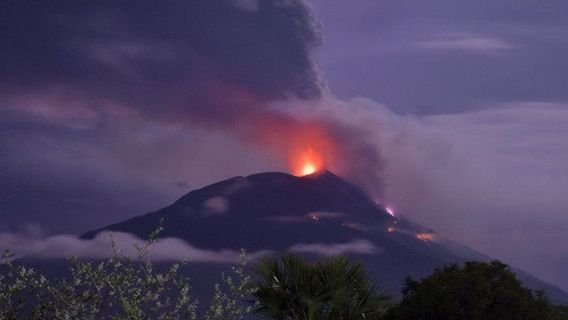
[{"left": 0, "top": 0, "right": 322, "bottom": 118}]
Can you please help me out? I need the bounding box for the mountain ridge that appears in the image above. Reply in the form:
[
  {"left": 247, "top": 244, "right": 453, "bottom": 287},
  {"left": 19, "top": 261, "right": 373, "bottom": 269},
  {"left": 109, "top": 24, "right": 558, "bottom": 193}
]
[{"left": 81, "top": 170, "right": 568, "bottom": 303}]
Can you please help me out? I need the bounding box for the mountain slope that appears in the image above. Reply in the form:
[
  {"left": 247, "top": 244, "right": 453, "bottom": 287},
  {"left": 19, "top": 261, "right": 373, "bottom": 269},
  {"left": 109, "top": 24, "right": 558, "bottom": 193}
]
[{"left": 82, "top": 171, "right": 568, "bottom": 303}]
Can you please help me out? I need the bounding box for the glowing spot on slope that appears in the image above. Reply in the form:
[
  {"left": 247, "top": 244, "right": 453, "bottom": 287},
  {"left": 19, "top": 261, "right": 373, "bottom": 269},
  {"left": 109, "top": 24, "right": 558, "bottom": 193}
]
[{"left": 416, "top": 233, "right": 435, "bottom": 242}]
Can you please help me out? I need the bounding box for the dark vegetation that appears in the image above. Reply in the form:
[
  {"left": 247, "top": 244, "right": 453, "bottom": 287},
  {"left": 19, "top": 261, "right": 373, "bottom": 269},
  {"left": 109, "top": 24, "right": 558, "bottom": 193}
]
[
  {"left": 385, "top": 261, "right": 568, "bottom": 320},
  {"left": 252, "top": 255, "right": 392, "bottom": 319},
  {"left": 1, "top": 227, "right": 566, "bottom": 319}
]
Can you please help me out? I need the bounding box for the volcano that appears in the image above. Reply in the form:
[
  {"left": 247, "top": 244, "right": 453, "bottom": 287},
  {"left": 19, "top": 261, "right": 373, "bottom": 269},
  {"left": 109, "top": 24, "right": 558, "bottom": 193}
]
[{"left": 81, "top": 171, "right": 568, "bottom": 303}]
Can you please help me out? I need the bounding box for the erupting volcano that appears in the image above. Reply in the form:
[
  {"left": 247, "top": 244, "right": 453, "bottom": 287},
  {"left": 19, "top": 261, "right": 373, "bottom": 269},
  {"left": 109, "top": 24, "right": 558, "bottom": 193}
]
[
  {"left": 281, "top": 123, "right": 337, "bottom": 178},
  {"left": 79, "top": 170, "right": 568, "bottom": 304}
]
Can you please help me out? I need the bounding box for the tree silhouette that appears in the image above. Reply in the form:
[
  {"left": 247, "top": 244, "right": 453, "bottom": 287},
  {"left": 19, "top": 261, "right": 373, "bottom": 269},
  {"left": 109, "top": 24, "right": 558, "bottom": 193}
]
[
  {"left": 386, "top": 260, "right": 568, "bottom": 320},
  {"left": 251, "top": 255, "right": 392, "bottom": 320}
]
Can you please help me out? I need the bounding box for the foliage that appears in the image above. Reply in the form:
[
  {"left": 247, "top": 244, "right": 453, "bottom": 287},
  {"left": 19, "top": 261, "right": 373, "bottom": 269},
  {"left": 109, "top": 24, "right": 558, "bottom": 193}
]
[
  {"left": 0, "top": 223, "right": 254, "bottom": 320},
  {"left": 555, "top": 305, "right": 568, "bottom": 318},
  {"left": 385, "top": 260, "right": 568, "bottom": 320},
  {"left": 0, "top": 250, "right": 52, "bottom": 319},
  {"left": 251, "top": 254, "right": 392, "bottom": 320},
  {"left": 204, "top": 249, "right": 257, "bottom": 320}
]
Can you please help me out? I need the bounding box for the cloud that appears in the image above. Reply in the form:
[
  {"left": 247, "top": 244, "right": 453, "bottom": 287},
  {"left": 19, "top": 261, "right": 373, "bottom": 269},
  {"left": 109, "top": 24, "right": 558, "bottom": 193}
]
[
  {"left": 416, "top": 34, "right": 517, "bottom": 53},
  {"left": 289, "top": 239, "right": 381, "bottom": 256},
  {"left": 0, "top": 0, "right": 323, "bottom": 112},
  {"left": 278, "top": 96, "right": 568, "bottom": 289},
  {"left": 0, "top": 231, "right": 270, "bottom": 263},
  {"left": 0, "top": 230, "right": 381, "bottom": 262},
  {"left": 0, "top": 0, "right": 326, "bottom": 162},
  {"left": 376, "top": 101, "right": 568, "bottom": 290}
]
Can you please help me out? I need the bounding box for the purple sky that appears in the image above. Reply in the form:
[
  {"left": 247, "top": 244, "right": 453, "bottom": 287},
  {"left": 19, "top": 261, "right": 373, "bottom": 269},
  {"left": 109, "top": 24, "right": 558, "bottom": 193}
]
[{"left": 1, "top": 0, "right": 567, "bottom": 291}]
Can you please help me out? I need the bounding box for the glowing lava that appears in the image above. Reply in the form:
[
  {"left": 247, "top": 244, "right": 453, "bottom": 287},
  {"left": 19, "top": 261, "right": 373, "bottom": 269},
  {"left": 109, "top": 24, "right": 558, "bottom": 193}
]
[
  {"left": 292, "top": 148, "right": 324, "bottom": 176},
  {"left": 416, "top": 233, "right": 435, "bottom": 242},
  {"left": 301, "top": 162, "right": 317, "bottom": 176}
]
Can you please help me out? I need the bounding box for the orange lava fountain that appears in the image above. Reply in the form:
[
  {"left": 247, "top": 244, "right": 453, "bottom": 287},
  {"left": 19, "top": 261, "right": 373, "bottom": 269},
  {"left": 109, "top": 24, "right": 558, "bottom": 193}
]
[{"left": 291, "top": 148, "right": 324, "bottom": 176}]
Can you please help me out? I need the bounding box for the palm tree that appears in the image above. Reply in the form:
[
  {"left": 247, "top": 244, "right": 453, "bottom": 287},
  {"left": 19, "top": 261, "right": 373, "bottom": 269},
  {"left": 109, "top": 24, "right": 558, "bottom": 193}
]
[{"left": 251, "top": 255, "right": 392, "bottom": 320}]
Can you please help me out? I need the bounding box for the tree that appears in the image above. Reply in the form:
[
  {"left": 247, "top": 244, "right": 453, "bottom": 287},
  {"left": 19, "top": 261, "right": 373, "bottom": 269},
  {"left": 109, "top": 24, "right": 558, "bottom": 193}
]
[
  {"left": 251, "top": 255, "right": 392, "bottom": 320},
  {"left": 0, "top": 223, "right": 254, "bottom": 320},
  {"left": 386, "top": 260, "right": 568, "bottom": 320}
]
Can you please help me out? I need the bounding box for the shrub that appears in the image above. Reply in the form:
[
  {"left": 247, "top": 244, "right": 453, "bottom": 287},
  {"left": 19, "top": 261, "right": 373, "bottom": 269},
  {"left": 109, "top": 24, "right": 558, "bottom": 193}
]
[
  {"left": 251, "top": 255, "right": 392, "bottom": 320},
  {"left": 0, "top": 224, "right": 254, "bottom": 320},
  {"left": 385, "top": 260, "right": 568, "bottom": 320}
]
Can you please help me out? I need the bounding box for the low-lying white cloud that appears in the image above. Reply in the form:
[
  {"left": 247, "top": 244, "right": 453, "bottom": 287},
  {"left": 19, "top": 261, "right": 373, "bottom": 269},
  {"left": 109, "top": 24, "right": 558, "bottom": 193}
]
[
  {"left": 1, "top": 230, "right": 382, "bottom": 263},
  {"left": 0, "top": 231, "right": 266, "bottom": 263}
]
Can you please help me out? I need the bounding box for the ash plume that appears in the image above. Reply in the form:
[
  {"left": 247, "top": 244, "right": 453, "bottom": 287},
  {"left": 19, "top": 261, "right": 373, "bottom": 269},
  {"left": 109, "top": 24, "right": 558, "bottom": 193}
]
[{"left": 0, "top": 0, "right": 386, "bottom": 195}]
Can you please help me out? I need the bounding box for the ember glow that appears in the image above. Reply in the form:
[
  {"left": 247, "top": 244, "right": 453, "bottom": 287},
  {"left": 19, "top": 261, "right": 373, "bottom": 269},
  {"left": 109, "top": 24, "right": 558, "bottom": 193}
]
[
  {"left": 416, "top": 233, "right": 435, "bottom": 242},
  {"left": 292, "top": 148, "right": 324, "bottom": 176},
  {"left": 282, "top": 122, "right": 338, "bottom": 177},
  {"left": 302, "top": 162, "right": 317, "bottom": 176}
]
